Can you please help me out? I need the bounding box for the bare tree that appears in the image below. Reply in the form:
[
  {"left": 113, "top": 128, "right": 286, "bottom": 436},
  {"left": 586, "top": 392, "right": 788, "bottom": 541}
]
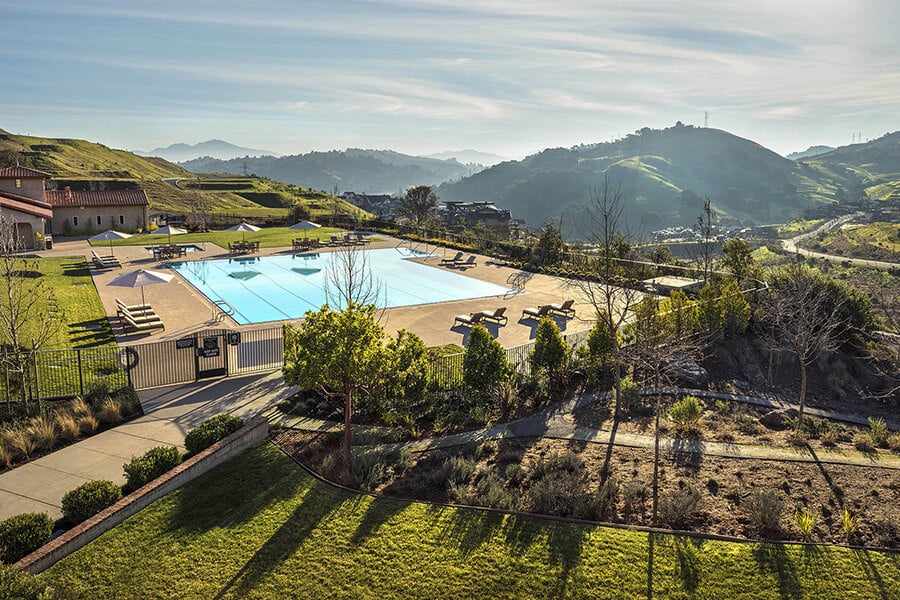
[
  {"left": 692, "top": 197, "right": 716, "bottom": 282},
  {"left": 573, "top": 177, "right": 645, "bottom": 416},
  {"left": 0, "top": 217, "right": 61, "bottom": 409},
  {"left": 323, "top": 244, "right": 383, "bottom": 311},
  {"left": 759, "top": 261, "right": 847, "bottom": 430}
]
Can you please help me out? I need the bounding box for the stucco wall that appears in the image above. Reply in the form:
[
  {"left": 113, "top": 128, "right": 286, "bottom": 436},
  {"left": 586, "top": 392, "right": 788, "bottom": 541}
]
[
  {"left": 52, "top": 205, "right": 147, "bottom": 235},
  {"left": 0, "top": 178, "right": 46, "bottom": 201}
]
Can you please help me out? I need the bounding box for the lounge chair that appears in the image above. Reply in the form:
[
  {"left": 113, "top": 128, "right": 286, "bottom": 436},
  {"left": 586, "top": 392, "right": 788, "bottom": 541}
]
[
  {"left": 355, "top": 232, "right": 371, "bottom": 244},
  {"left": 522, "top": 305, "right": 552, "bottom": 320},
  {"left": 91, "top": 251, "right": 121, "bottom": 269},
  {"left": 548, "top": 299, "right": 576, "bottom": 317},
  {"left": 440, "top": 251, "right": 464, "bottom": 265},
  {"left": 329, "top": 235, "right": 342, "bottom": 247},
  {"left": 120, "top": 312, "right": 165, "bottom": 333},
  {"left": 475, "top": 307, "right": 508, "bottom": 325},
  {"left": 454, "top": 255, "right": 477, "bottom": 268},
  {"left": 454, "top": 312, "right": 484, "bottom": 327},
  {"left": 116, "top": 298, "right": 154, "bottom": 315}
]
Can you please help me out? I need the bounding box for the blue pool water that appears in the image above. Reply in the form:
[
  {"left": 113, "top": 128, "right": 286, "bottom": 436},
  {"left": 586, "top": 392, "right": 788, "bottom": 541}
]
[{"left": 170, "top": 248, "right": 514, "bottom": 324}]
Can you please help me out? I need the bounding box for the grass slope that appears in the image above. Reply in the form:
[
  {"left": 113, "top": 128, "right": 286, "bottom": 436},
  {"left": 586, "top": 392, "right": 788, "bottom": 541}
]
[
  {"left": 42, "top": 443, "right": 900, "bottom": 599},
  {"left": 94, "top": 225, "right": 347, "bottom": 250}
]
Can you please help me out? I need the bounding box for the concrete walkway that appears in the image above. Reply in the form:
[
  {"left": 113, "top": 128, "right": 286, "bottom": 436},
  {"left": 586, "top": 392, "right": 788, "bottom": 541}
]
[
  {"left": 269, "top": 388, "right": 900, "bottom": 471},
  {"left": 0, "top": 371, "right": 294, "bottom": 521}
]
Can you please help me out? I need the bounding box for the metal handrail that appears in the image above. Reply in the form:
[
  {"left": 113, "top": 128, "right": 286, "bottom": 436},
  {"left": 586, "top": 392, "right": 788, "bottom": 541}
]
[{"left": 213, "top": 299, "right": 236, "bottom": 322}]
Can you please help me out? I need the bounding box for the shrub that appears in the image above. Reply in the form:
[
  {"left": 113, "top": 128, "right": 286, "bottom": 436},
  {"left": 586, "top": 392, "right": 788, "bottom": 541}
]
[
  {"left": 745, "top": 489, "right": 784, "bottom": 535},
  {"left": 435, "top": 455, "right": 476, "bottom": 489},
  {"left": 527, "top": 469, "right": 589, "bottom": 518},
  {"left": 658, "top": 485, "right": 702, "bottom": 528},
  {"left": 55, "top": 412, "right": 80, "bottom": 443},
  {"left": 592, "top": 476, "right": 619, "bottom": 520},
  {"left": 613, "top": 377, "right": 640, "bottom": 413},
  {"left": 622, "top": 480, "right": 648, "bottom": 516},
  {"left": 853, "top": 433, "right": 875, "bottom": 452},
  {"left": 95, "top": 397, "right": 123, "bottom": 425},
  {"left": 888, "top": 433, "right": 900, "bottom": 453},
  {"left": 868, "top": 417, "right": 890, "bottom": 448},
  {"left": 471, "top": 472, "right": 513, "bottom": 509},
  {"left": 820, "top": 429, "right": 839, "bottom": 447},
  {"left": 462, "top": 325, "right": 510, "bottom": 398},
  {"left": 0, "top": 512, "right": 53, "bottom": 563},
  {"left": 349, "top": 447, "right": 395, "bottom": 492},
  {"left": 61, "top": 480, "right": 122, "bottom": 525},
  {"left": 123, "top": 446, "right": 182, "bottom": 490},
  {"left": 794, "top": 507, "right": 817, "bottom": 541},
  {"left": 84, "top": 378, "right": 111, "bottom": 408},
  {"left": 530, "top": 317, "right": 569, "bottom": 386},
  {"left": 0, "top": 562, "right": 49, "bottom": 598},
  {"left": 530, "top": 452, "right": 584, "bottom": 481},
  {"left": 26, "top": 415, "right": 57, "bottom": 452},
  {"left": 669, "top": 396, "right": 703, "bottom": 435},
  {"left": 504, "top": 463, "right": 527, "bottom": 487},
  {"left": 184, "top": 414, "right": 244, "bottom": 455}
]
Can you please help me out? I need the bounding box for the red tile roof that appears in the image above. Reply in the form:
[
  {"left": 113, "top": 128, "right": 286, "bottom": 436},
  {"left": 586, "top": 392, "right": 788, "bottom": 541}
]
[
  {"left": 0, "top": 166, "right": 53, "bottom": 179},
  {"left": 0, "top": 190, "right": 53, "bottom": 219},
  {"left": 47, "top": 189, "right": 149, "bottom": 208}
]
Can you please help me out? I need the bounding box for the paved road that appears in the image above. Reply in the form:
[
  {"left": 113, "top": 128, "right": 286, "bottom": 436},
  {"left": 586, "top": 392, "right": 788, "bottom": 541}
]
[
  {"left": 782, "top": 213, "right": 899, "bottom": 269},
  {"left": 0, "top": 371, "right": 294, "bottom": 521}
]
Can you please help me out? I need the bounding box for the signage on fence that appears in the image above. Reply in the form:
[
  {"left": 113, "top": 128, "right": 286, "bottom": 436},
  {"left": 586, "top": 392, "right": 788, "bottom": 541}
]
[
  {"left": 176, "top": 337, "right": 194, "bottom": 350},
  {"left": 197, "top": 336, "right": 220, "bottom": 358},
  {"left": 226, "top": 332, "right": 241, "bottom": 346}
]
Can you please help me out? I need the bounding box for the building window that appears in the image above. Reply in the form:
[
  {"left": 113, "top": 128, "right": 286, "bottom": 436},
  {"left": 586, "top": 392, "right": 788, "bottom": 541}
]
[
  {"left": 119, "top": 215, "right": 125, "bottom": 225},
  {"left": 14, "top": 179, "right": 21, "bottom": 189},
  {"left": 96, "top": 215, "right": 102, "bottom": 226},
  {"left": 73, "top": 216, "right": 79, "bottom": 227}
]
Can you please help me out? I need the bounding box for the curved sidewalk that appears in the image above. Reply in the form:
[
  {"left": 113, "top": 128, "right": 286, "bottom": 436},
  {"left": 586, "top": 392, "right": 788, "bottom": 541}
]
[{"left": 0, "top": 371, "right": 293, "bottom": 521}]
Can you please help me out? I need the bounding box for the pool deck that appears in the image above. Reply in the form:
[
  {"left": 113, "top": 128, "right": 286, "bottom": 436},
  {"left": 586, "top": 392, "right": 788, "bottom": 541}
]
[{"left": 37, "top": 235, "right": 614, "bottom": 349}]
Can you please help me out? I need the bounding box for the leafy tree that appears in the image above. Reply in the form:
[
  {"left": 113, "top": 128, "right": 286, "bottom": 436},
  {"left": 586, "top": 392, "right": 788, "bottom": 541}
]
[
  {"left": 587, "top": 311, "right": 618, "bottom": 361},
  {"left": 645, "top": 245, "right": 676, "bottom": 266},
  {"left": 463, "top": 324, "right": 509, "bottom": 399},
  {"left": 697, "top": 283, "right": 722, "bottom": 335},
  {"left": 530, "top": 317, "right": 569, "bottom": 387},
  {"left": 374, "top": 330, "right": 429, "bottom": 428},
  {"left": 719, "top": 279, "right": 751, "bottom": 335},
  {"left": 720, "top": 237, "right": 758, "bottom": 281},
  {"left": 533, "top": 222, "right": 564, "bottom": 266},
  {"left": 400, "top": 185, "right": 439, "bottom": 227},
  {"left": 283, "top": 303, "right": 386, "bottom": 474},
  {"left": 665, "top": 290, "right": 698, "bottom": 338}
]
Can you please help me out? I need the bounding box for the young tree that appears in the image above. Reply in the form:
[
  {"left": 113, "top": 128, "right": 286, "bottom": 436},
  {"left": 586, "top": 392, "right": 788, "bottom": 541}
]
[
  {"left": 719, "top": 279, "right": 751, "bottom": 336},
  {"left": 283, "top": 303, "right": 386, "bottom": 475},
  {"left": 533, "top": 222, "right": 564, "bottom": 266},
  {"left": 323, "top": 244, "right": 382, "bottom": 309},
  {"left": 720, "top": 237, "right": 758, "bottom": 281},
  {"left": 530, "top": 317, "right": 569, "bottom": 389},
  {"left": 665, "top": 290, "right": 699, "bottom": 339},
  {"left": 373, "top": 329, "right": 429, "bottom": 429},
  {"left": 400, "top": 185, "right": 439, "bottom": 227},
  {"left": 573, "top": 177, "right": 646, "bottom": 416},
  {"left": 0, "top": 217, "right": 60, "bottom": 408},
  {"left": 463, "top": 324, "right": 509, "bottom": 400},
  {"left": 697, "top": 283, "right": 722, "bottom": 336},
  {"left": 760, "top": 262, "right": 847, "bottom": 431},
  {"left": 693, "top": 198, "right": 717, "bottom": 281}
]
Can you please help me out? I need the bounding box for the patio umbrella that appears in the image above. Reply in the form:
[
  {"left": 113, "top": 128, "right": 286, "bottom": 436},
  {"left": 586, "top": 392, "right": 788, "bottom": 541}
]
[
  {"left": 153, "top": 225, "right": 188, "bottom": 245},
  {"left": 108, "top": 268, "right": 174, "bottom": 306},
  {"left": 289, "top": 220, "right": 321, "bottom": 239},
  {"left": 89, "top": 230, "right": 132, "bottom": 256},
  {"left": 227, "top": 222, "right": 260, "bottom": 242}
]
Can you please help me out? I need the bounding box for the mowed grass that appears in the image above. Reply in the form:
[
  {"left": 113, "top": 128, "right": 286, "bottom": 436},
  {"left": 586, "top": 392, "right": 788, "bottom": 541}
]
[
  {"left": 93, "top": 225, "right": 350, "bottom": 250},
  {"left": 30, "top": 256, "right": 114, "bottom": 348},
  {"left": 41, "top": 443, "right": 900, "bottom": 599}
]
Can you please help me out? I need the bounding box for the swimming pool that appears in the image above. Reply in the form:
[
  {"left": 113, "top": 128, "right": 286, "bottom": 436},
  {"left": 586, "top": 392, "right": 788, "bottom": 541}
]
[{"left": 170, "top": 248, "right": 514, "bottom": 324}]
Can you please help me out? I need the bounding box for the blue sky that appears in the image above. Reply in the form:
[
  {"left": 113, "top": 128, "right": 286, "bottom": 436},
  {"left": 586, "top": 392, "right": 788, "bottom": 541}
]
[{"left": 2, "top": 1, "right": 898, "bottom": 158}]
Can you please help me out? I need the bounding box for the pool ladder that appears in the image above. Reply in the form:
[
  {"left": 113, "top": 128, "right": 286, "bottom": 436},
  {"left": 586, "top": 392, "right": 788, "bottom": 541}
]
[{"left": 213, "top": 300, "right": 236, "bottom": 323}]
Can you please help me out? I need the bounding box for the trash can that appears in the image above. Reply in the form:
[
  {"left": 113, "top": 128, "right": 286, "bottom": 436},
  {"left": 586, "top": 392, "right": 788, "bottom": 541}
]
[{"left": 44, "top": 237, "right": 53, "bottom": 250}]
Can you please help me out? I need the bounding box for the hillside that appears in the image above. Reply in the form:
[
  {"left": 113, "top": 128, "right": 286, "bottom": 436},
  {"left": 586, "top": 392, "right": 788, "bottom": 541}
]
[
  {"left": 438, "top": 124, "right": 900, "bottom": 233},
  {"left": 181, "top": 148, "right": 478, "bottom": 194},
  {"left": 801, "top": 131, "right": 900, "bottom": 203},
  {"left": 137, "top": 139, "right": 277, "bottom": 162},
  {"left": 786, "top": 145, "right": 834, "bottom": 160}
]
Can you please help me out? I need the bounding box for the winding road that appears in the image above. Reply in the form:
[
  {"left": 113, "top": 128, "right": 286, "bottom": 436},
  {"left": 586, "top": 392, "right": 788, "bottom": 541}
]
[{"left": 782, "top": 213, "right": 899, "bottom": 269}]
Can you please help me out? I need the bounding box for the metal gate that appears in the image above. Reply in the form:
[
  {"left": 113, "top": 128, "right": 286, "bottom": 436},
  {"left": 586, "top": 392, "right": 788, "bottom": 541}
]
[{"left": 195, "top": 333, "right": 228, "bottom": 379}]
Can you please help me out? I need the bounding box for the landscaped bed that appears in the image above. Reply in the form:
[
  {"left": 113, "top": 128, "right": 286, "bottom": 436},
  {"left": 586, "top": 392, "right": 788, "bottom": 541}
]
[{"left": 40, "top": 442, "right": 900, "bottom": 598}]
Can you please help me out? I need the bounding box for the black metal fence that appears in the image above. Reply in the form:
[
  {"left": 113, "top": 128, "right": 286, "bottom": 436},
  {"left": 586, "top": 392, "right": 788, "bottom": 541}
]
[{"left": 1, "top": 346, "right": 128, "bottom": 403}]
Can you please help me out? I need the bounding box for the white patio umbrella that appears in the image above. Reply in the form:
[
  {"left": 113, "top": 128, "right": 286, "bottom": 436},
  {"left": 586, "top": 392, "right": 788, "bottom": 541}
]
[
  {"left": 289, "top": 220, "right": 321, "bottom": 238},
  {"left": 108, "top": 268, "right": 174, "bottom": 306},
  {"left": 89, "top": 230, "right": 132, "bottom": 256},
  {"left": 153, "top": 225, "right": 188, "bottom": 245},
  {"left": 226, "top": 222, "right": 261, "bottom": 242}
]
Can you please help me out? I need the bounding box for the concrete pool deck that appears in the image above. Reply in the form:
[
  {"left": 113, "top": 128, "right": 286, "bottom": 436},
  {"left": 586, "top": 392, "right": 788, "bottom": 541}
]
[{"left": 38, "top": 235, "right": 611, "bottom": 348}]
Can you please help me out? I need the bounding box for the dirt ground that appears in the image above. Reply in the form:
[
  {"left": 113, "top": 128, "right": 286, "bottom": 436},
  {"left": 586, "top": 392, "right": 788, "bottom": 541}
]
[{"left": 273, "top": 430, "right": 900, "bottom": 549}]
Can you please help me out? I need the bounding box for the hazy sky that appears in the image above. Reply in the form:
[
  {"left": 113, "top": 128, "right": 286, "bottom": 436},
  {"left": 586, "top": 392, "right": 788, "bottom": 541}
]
[{"left": 2, "top": 1, "right": 898, "bottom": 158}]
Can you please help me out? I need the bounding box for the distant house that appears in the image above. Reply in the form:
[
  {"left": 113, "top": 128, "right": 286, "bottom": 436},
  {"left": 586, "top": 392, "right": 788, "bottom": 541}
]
[
  {"left": 47, "top": 187, "right": 149, "bottom": 235},
  {"left": 341, "top": 192, "right": 399, "bottom": 218},
  {"left": 0, "top": 166, "right": 54, "bottom": 248},
  {"left": 442, "top": 201, "right": 511, "bottom": 228},
  {"left": 642, "top": 275, "right": 705, "bottom": 296}
]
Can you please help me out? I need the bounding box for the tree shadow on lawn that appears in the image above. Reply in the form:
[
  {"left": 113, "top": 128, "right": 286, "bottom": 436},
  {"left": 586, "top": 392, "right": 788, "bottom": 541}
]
[
  {"left": 854, "top": 548, "right": 899, "bottom": 600},
  {"left": 754, "top": 543, "right": 801, "bottom": 600},
  {"left": 503, "top": 513, "right": 589, "bottom": 597},
  {"left": 214, "top": 479, "right": 350, "bottom": 599}
]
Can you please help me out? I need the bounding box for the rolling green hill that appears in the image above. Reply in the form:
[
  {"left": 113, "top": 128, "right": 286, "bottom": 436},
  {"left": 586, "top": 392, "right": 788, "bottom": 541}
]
[
  {"left": 438, "top": 124, "right": 899, "bottom": 234},
  {"left": 0, "top": 130, "right": 363, "bottom": 218}
]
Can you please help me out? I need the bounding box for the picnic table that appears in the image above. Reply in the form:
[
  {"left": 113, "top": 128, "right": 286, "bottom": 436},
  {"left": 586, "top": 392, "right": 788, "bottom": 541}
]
[{"left": 229, "top": 241, "right": 260, "bottom": 255}]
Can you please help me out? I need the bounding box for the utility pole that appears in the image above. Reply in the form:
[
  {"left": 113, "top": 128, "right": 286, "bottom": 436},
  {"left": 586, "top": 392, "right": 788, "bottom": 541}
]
[{"left": 704, "top": 111, "right": 709, "bottom": 128}]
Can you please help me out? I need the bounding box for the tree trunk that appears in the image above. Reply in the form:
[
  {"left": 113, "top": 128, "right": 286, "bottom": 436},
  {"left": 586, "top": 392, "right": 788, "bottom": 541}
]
[
  {"left": 343, "top": 382, "right": 353, "bottom": 479},
  {"left": 797, "top": 361, "right": 807, "bottom": 432},
  {"left": 651, "top": 370, "right": 662, "bottom": 522}
]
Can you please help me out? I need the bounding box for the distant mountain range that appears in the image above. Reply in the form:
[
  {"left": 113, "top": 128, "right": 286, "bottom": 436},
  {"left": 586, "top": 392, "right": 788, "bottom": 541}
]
[
  {"left": 136, "top": 140, "right": 277, "bottom": 162},
  {"left": 422, "top": 149, "right": 509, "bottom": 166},
  {"left": 786, "top": 145, "right": 835, "bottom": 161},
  {"left": 437, "top": 124, "right": 900, "bottom": 232},
  {"left": 181, "top": 149, "right": 481, "bottom": 194}
]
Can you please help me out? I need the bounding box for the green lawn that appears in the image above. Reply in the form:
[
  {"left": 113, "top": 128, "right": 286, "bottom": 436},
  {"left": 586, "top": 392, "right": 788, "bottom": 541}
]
[
  {"left": 35, "top": 256, "right": 115, "bottom": 348},
  {"left": 41, "top": 443, "right": 900, "bottom": 599},
  {"left": 93, "top": 225, "right": 350, "bottom": 250}
]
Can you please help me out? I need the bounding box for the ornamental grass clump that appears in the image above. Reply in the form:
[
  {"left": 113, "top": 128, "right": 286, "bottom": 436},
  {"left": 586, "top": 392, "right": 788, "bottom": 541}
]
[
  {"left": 95, "top": 397, "right": 123, "bottom": 425},
  {"left": 27, "top": 415, "right": 57, "bottom": 451},
  {"left": 54, "top": 411, "right": 80, "bottom": 443},
  {"left": 78, "top": 414, "right": 99, "bottom": 435},
  {"left": 868, "top": 417, "right": 890, "bottom": 448},
  {"left": 794, "top": 507, "right": 817, "bottom": 541}
]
